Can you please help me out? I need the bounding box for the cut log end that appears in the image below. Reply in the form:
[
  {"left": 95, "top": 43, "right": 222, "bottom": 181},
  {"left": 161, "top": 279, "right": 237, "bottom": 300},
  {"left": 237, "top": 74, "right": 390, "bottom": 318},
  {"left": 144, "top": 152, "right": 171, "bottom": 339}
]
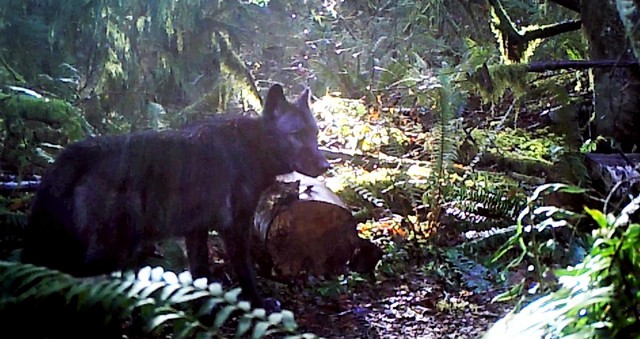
[{"left": 253, "top": 172, "right": 381, "bottom": 280}]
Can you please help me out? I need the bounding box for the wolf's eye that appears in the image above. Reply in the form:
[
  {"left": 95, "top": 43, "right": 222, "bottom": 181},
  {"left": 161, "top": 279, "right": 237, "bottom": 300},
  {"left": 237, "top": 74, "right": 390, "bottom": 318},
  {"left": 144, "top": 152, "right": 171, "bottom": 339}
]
[{"left": 291, "top": 130, "right": 305, "bottom": 140}]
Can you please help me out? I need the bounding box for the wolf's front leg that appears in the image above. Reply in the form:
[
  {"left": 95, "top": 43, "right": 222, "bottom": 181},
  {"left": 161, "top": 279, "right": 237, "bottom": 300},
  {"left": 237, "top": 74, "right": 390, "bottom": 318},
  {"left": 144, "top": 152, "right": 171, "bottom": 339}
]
[
  {"left": 219, "top": 215, "right": 269, "bottom": 310},
  {"left": 185, "top": 228, "right": 211, "bottom": 279}
]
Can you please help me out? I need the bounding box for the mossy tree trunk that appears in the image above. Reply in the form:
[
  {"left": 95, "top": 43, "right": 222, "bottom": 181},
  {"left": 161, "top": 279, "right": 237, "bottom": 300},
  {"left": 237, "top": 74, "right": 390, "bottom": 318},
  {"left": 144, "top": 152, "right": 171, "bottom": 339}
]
[{"left": 581, "top": 0, "right": 640, "bottom": 152}]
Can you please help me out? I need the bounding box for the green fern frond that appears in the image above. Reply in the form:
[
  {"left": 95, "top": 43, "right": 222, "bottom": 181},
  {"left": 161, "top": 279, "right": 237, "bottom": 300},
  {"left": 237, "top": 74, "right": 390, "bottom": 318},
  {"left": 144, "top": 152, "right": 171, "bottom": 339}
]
[
  {"left": 0, "top": 262, "right": 312, "bottom": 338},
  {"left": 350, "top": 182, "right": 388, "bottom": 210},
  {"left": 442, "top": 247, "right": 497, "bottom": 293},
  {"left": 454, "top": 187, "right": 524, "bottom": 221},
  {"left": 432, "top": 73, "right": 459, "bottom": 179},
  {"left": 421, "top": 72, "right": 461, "bottom": 212}
]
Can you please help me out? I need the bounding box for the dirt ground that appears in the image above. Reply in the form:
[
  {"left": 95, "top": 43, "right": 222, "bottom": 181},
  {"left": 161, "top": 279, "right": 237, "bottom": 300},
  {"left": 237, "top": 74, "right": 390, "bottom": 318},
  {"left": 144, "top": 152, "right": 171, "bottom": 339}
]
[{"left": 265, "top": 265, "right": 510, "bottom": 338}]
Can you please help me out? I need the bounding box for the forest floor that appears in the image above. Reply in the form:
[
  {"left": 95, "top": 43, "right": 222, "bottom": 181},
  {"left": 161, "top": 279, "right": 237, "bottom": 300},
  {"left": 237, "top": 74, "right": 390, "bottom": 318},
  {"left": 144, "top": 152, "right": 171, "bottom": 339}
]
[{"left": 262, "top": 263, "right": 512, "bottom": 338}]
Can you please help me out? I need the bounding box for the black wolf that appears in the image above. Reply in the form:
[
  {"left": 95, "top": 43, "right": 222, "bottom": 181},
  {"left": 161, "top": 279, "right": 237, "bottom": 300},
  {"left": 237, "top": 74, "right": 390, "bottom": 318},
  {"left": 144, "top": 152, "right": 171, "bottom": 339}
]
[{"left": 21, "top": 84, "right": 330, "bottom": 308}]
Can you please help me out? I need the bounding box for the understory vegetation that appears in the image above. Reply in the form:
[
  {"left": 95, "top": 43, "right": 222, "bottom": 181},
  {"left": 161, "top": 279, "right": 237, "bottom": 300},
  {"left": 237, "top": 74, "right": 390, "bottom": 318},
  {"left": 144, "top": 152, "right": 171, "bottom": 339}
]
[{"left": 1, "top": 0, "right": 640, "bottom": 338}]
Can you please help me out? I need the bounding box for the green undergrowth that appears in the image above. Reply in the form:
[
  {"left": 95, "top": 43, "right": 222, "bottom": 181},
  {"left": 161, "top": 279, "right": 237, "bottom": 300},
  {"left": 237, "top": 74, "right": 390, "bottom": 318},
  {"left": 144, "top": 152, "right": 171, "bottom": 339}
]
[
  {"left": 471, "top": 127, "right": 564, "bottom": 164},
  {"left": 313, "top": 95, "right": 411, "bottom": 156}
]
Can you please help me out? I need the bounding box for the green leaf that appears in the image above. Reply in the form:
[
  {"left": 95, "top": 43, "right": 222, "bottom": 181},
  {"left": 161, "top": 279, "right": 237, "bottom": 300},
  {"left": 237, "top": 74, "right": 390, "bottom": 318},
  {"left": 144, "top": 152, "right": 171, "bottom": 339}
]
[
  {"left": 235, "top": 315, "right": 253, "bottom": 338},
  {"left": 584, "top": 207, "right": 608, "bottom": 228},
  {"left": 65, "top": 282, "right": 89, "bottom": 306},
  {"left": 162, "top": 271, "right": 179, "bottom": 285},
  {"left": 267, "top": 312, "right": 283, "bottom": 325},
  {"left": 128, "top": 280, "right": 153, "bottom": 297},
  {"left": 138, "top": 282, "right": 166, "bottom": 298},
  {"left": 558, "top": 185, "right": 588, "bottom": 194},
  {"left": 113, "top": 279, "right": 135, "bottom": 294},
  {"left": 224, "top": 288, "right": 242, "bottom": 304},
  {"left": 178, "top": 271, "right": 193, "bottom": 285},
  {"left": 89, "top": 280, "right": 124, "bottom": 308},
  {"left": 251, "top": 321, "right": 271, "bottom": 339},
  {"left": 134, "top": 297, "right": 156, "bottom": 307},
  {"left": 159, "top": 284, "right": 182, "bottom": 301},
  {"left": 151, "top": 267, "right": 165, "bottom": 281},
  {"left": 193, "top": 277, "right": 208, "bottom": 289},
  {"left": 147, "top": 313, "right": 183, "bottom": 332},
  {"left": 173, "top": 321, "right": 201, "bottom": 339},
  {"left": 137, "top": 266, "right": 152, "bottom": 281},
  {"left": 237, "top": 300, "right": 251, "bottom": 312},
  {"left": 167, "top": 286, "right": 196, "bottom": 302},
  {"left": 251, "top": 308, "right": 267, "bottom": 319},
  {"left": 14, "top": 268, "right": 59, "bottom": 291},
  {"left": 280, "top": 310, "right": 298, "bottom": 331},
  {"left": 170, "top": 290, "right": 211, "bottom": 304},
  {"left": 197, "top": 297, "right": 223, "bottom": 317},
  {"left": 214, "top": 305, "right": 236, "bottom": 329},
  {"left": 209, "top": 283, "right": 223, "bottom": 296},
  {"left": 492, "top": 280, "right": 523, "bottom": 303}
]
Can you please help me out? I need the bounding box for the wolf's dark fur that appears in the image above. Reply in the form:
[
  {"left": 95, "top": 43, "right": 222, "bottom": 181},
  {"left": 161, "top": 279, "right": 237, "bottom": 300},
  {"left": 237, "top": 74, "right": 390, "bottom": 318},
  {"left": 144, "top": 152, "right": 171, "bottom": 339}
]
[{"left": 21, "top": 84, "right": 329, "bottom": 308}]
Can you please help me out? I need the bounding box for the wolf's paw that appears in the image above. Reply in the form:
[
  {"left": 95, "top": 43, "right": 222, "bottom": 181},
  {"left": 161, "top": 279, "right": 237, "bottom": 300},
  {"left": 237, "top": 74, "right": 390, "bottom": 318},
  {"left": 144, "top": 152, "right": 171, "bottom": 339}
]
[{"left": 263, "top": 297, "right": 281, "bottom": 314}]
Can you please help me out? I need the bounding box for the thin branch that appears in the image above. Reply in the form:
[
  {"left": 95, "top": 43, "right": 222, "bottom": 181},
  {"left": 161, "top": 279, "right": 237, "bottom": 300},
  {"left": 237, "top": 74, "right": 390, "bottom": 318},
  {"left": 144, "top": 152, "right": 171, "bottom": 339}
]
[
  {"left": 526, "top": 60, "right": 639, "bottom": 72},
  {"left": 488, "top": 0, "right": 582, "bottom": 61},
  {"left": 523, "top": 20, "right": 582, "bottom": 41}
]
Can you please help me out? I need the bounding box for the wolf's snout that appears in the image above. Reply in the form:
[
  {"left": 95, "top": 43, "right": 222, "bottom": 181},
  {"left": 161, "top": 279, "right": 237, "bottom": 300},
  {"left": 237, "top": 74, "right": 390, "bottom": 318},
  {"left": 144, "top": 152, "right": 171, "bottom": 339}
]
[
  {"left": 296, "top": 150, "right": 330, "bottom": 177},
  {"left": 318, "top": 157, "right": 331, "bottom": 172}
]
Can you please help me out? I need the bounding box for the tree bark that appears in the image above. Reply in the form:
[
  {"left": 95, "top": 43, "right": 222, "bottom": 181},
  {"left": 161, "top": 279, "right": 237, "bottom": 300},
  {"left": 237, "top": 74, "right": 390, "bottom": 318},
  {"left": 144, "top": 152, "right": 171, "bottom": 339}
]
[{"left": 581, "top": 0, "right": 640, "bottom": 152}]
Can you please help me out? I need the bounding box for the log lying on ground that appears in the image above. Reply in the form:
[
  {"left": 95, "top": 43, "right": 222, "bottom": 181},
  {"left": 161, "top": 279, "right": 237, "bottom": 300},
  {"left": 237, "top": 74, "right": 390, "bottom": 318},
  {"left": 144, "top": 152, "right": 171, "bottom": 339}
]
[
  {"left": 546, "top": 153, "right": 640, "bottom": 216},
  {"left": 253, "top": 172, "right": 382, "bottom": 281},
  {"left": 585, "top": 153, "right": 640, "bottom": 203}
]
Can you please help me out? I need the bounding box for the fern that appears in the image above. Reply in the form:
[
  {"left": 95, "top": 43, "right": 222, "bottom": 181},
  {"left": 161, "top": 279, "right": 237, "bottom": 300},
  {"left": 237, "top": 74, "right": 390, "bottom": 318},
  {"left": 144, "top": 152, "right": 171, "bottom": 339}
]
[
  {"left": 451, "top": 185, "right": 524, "bottom": 222},
  {"left": 422, "top": 72, "right": 460, "bottom": 214},
  {"left": 432, "top": 73, "right": 459, "bottom": 178},
  {"left": 0, "top": 262, "right": 315, "bottom": 338},
  {"left": 441, "top": 247, "right": 498, "bottom": 294},
  {"left": 350, "top": 182, "right": 388, "bottom": 210}
]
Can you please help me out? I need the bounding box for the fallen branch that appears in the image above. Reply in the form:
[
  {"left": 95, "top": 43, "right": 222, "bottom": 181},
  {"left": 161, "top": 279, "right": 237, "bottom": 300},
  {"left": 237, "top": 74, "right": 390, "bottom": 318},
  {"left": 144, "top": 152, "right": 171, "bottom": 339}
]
[
  {"left": 0, "top": 180, "right": 40, "bottom": 193},
  {"left": 320, "top": 147, "right": 430, "bottom": 168},
  {"left": 527, "top": 60, "right": 639, "bottom": 72}
]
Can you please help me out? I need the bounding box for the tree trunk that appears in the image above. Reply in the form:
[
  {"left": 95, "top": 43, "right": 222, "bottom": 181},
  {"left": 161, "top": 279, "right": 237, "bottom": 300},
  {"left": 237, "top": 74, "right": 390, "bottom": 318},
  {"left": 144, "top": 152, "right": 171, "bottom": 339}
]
[{"left": 581, "top": 0, "right": 640, "bottom": 152}]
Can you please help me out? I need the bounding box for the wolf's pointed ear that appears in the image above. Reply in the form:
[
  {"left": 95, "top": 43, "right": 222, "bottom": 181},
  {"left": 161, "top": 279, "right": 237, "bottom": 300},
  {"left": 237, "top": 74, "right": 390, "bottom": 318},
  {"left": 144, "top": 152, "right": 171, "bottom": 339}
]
[
  {"left": 296, "top": 88, "right": 311, "bottom": 108},
  {"left": 263, "top": 84, "right": 286, "bottom": 118}
]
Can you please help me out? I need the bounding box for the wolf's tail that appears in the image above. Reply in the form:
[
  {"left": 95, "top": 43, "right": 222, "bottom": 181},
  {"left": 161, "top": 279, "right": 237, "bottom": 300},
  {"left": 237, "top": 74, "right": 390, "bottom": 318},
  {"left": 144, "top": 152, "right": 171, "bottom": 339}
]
[{"left": 21, "top": 140, "right": 104, "bottom": 272}]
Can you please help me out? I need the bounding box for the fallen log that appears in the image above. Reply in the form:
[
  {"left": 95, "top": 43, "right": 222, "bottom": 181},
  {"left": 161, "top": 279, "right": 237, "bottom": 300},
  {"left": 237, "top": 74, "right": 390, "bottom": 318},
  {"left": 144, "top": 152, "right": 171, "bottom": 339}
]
[
  {"left": 253, "top": 172, "right": 382, "bottom": 281},
  {"left": 585, "top": 153, "right": 640, "bottom": 208}
]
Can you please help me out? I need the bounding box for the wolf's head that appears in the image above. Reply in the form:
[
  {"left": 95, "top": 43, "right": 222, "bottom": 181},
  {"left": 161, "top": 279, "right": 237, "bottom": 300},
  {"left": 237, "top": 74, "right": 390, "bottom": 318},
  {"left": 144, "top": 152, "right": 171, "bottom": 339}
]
[{"left": 262, "top": 84, "right": 330, "bottom": 178}]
